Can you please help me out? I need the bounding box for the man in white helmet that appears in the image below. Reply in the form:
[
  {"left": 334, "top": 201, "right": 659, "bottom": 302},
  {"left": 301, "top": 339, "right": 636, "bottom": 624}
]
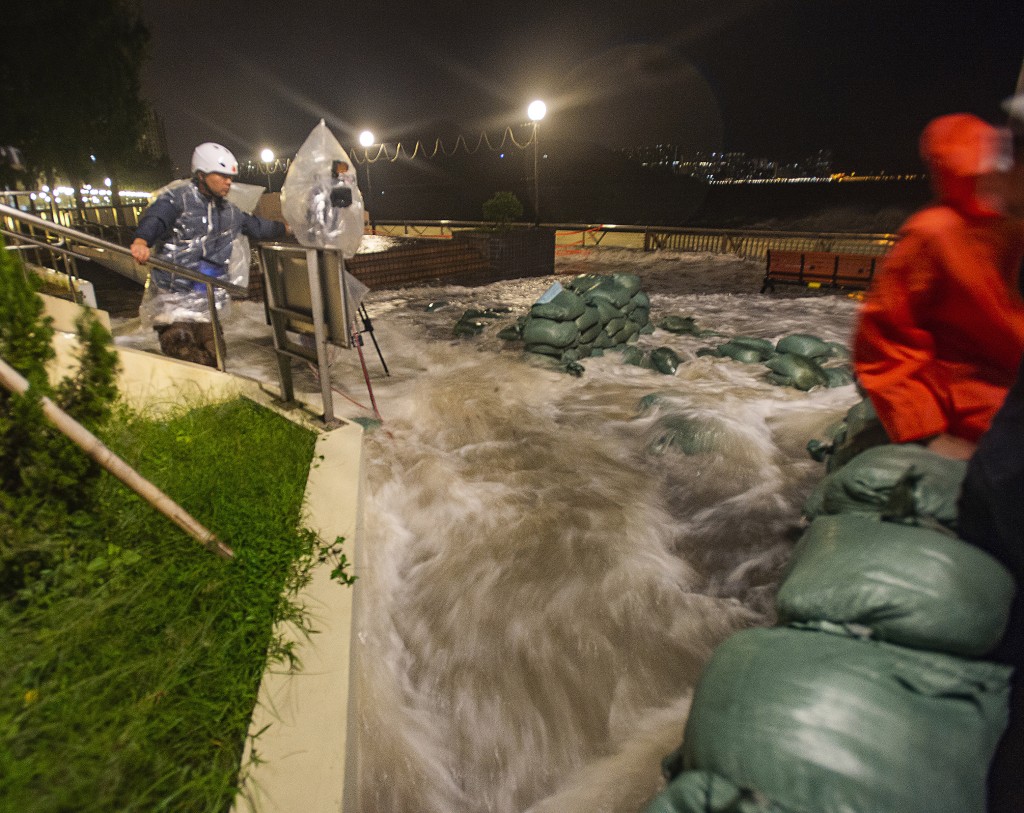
[{"left": 129, "top": 142, "right": 289, "bottom": 365}]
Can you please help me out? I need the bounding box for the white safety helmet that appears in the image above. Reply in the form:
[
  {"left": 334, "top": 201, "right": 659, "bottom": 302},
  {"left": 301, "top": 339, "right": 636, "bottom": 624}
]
[{"left": 191, "top": 142, "right": 239, "bottom": 177}]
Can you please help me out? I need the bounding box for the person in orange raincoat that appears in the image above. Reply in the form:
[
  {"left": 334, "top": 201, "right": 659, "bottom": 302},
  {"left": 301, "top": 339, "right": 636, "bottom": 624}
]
[{"left": 854, "top": 113, "right": 1024, "bottom": 459}]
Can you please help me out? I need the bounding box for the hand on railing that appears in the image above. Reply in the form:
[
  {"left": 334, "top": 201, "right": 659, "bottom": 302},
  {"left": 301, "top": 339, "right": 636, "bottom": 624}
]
[{"left": 130, "top": 238, "right": 150, "bottom": 264}]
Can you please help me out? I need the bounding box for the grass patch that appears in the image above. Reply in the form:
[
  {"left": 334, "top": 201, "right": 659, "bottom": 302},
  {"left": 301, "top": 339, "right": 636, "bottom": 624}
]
[{"left": 0, "top": 396, "right": 322, "bottom": 812}]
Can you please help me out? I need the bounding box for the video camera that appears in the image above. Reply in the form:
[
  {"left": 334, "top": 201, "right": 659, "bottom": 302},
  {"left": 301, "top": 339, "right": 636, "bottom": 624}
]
[{"left": 329, "top": 160, "right": 353, "bottom": 208}]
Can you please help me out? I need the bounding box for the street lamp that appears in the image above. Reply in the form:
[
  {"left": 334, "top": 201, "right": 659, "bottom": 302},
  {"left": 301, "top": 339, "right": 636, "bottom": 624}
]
[
  {"left": 359, "top": 130, "right": 375, "bottom": 228},
  {"left": 527, "top": 100, "right": 546, "bottom": 225},
  {"left": 259, "top": 148, "right": 275, "bottom": 190}
]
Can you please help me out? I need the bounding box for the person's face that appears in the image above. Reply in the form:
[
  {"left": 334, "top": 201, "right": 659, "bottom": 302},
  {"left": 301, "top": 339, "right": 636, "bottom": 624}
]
[{"left": 201, "top": 171, "right": 233, "bottom": 198}]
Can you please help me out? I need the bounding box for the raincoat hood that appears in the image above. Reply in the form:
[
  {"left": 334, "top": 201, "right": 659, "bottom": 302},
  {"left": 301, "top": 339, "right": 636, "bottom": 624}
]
[{"left": 920, "top": 113, "right": 1007, "bottom": 216}]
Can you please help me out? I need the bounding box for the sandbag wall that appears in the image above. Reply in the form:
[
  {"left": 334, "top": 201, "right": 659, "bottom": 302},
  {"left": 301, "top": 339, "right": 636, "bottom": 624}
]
[
  {"left": 646, "top": 421, "right": 1015, "bottom": 813},
  {"left": 512, "top": 272, "right": 654, "bottom": 363}
]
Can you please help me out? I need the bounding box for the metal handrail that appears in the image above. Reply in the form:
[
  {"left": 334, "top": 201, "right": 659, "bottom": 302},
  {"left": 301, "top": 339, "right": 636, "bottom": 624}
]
[
  {"left": 0, "top": 202, "right": 247, "bottom": 297},
  {"left": 0, "top": 202, "right": 246, "bottom": 371}
]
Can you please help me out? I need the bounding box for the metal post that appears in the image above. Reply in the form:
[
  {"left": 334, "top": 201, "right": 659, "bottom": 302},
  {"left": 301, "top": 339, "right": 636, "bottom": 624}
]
[
  {"left": 306, "top": 249, "right": 338, "bottom": 427},
  {"left": 532, "top": 121, "right": 541, "bottom": 225}
]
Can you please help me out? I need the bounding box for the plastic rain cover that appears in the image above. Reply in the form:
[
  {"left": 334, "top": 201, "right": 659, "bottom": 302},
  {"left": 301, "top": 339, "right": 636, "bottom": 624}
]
[
  {"left": 280, "top": 119, "right": 365, "bottom": 257},
  {"left": 139, "top": 178, "right": 263, "bottom": 327}
]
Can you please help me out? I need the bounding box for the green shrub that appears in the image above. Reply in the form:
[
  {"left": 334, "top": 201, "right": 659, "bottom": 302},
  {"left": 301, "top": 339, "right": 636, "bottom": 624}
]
[{"left": 482, "top": 191, "right": 523, "bottom": 229}]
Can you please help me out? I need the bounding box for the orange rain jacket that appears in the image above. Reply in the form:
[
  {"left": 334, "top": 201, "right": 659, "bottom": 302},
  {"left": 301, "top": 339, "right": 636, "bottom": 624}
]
[{"left": 854, "top": 113, "right": 1024, "bottom": 444}]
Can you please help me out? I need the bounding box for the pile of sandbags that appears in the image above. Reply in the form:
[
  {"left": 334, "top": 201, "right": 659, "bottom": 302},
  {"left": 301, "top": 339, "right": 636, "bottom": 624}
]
[
  {"left": 646, "top": 440, "right": 1014, "bottom": 813},
  {"left": 507, "top": 273, "right": 653, "bottom": 364},
  {"left": 697, "top": 332, "right": 854, "bottom": 391}
]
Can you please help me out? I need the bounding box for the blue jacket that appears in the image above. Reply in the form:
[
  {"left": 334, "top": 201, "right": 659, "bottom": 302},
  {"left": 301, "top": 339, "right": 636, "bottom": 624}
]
[{"left": 134, "top": 179, "right": 286, "bottom": 291}]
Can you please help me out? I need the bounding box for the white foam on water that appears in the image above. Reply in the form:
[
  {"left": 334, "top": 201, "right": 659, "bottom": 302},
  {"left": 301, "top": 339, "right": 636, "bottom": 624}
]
[{"left": 112, "top": 248, "right": 863, "bottom": 812}]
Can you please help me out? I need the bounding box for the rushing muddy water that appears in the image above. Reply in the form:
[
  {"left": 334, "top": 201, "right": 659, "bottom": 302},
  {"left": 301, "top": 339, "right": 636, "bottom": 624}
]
[{"left": 116, "top": 247, "right": 863, "bottom": 812}]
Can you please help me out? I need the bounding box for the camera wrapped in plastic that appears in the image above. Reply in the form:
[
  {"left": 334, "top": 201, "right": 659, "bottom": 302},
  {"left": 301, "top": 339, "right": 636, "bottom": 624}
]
[{"left": 280, "top": 120, "right": 365, "bottom": 257}]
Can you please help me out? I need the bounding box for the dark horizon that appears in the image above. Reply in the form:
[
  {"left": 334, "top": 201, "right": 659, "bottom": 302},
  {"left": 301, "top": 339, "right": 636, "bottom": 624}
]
[{"left": 140, "top": 0, "right": 1023, "bottom": 179}]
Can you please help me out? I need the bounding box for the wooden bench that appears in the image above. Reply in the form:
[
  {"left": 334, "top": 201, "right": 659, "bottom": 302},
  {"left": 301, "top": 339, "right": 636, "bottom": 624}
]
[{"left": 760, "top": 250, "right": 880, "bottom": 293}]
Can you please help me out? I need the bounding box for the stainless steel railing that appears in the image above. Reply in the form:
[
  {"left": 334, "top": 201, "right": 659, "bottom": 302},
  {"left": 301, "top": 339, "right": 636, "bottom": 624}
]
[{"left": 0, "top": 202, "right": 246, "bottom": 371}]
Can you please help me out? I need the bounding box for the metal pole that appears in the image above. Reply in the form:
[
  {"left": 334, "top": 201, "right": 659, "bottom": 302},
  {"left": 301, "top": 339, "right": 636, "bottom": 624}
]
[
  {"left": 0, "top": 356, "right": 232, "bottom": 558},
  {"left": 305, "top": 249, "right": 338, "bottom": 427},
  {"left": 533, "top": 121, "right": 541, "bottom": 226}
]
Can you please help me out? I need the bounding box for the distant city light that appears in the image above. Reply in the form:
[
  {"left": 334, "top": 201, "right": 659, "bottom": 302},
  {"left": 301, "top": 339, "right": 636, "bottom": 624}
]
[
  {"left": 260, "top": 148, "right": 274, "bottom": 162},
  {"left": 359, "top": 130, "right": 375, "bottom": 148},
  {"left": 527, "top": 100, "right": 546, "bottom": 122}
]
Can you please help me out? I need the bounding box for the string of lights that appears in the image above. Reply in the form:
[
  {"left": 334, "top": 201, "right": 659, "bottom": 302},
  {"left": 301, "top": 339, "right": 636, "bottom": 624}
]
[{"left": 353, "top": 125, "right": 537, "bottom": 165}]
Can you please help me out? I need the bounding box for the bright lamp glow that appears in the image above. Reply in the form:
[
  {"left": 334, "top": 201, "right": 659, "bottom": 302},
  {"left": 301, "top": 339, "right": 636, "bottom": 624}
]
[
  {"left": 359, "top": 130, "right": 375, "bottom": 148},
  {"left": 527, "top": 100, "right": 546, "bottom": 122},
  {"left": 260, "top": 148, "right": 274, "bottom": 162}
]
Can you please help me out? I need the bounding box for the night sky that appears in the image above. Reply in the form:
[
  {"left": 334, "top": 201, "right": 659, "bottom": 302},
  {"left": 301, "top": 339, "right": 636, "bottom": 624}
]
[{"left": 140, "top": 0, "right": 1023, "bottom": 176}]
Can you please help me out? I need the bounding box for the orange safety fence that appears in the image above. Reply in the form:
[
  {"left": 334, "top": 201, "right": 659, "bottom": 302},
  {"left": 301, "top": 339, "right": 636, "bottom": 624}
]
[{"left": 554, "top": 225, "right": 604, "bottom": 256}]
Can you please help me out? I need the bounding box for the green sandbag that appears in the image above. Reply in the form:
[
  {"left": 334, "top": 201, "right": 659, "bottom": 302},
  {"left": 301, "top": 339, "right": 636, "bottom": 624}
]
[
  {"left": 777, "top": 515, "right": 1014, "bottom": 656},
  {"left": 807, "top": 398, "right": 891, "bottom": 471},
  {"left": 775, "top": 333, "right": 831, "bottom": 358},
  {"left": 463, "top": 307, "right": 505, "bottom": 319},
  {"left": 825, "top": 341, "right": 852, "bottom": 360},
  {"left": 660, "top": 315, "right": 703, "bottom": 335},
  {"left": 729, "top": 336, "right": 775, "bottom": 355},
  {"left": 530, "top": 288, "right": 586, "bottom": 321},
  {"left": 764, "top": 353, "right": 829, "bottom": 390},
  {"left": 650, "top": 347, "right": 682, "bottom": 375},
  {"left": 453, "top": 318, "right": 486, "bottom": 337},
  {"left": 822, "top": 365, "right": 855, "bottom": 387},
  {"left": 646, "top": 770, "right": 793, "bottom": 813},
  {"left": 614, "top": 322, "right": 640, "bottom": 344},
  {"left": 585, "top": 273, "right": 641, "bottom": 308},
  {"left": 622, "top": 346, "right": 648, "bottom": 367},
  {"left": 580, "top": 322, "right": 602, "bottom": 345},
  {"left": 521, "top": 317, "right": 579, "bottom": 348},
  {"left": 604, "top": 317, "right": 627, "bottom": 336},
  {"left": 594, "top": 298, "right": 622, "bottom": 325},
  {"left": 681, "top": 626, "right": 1010, "bottom": 813},
  {"left": 803, "top": 443, "right": 968, "bottom": 528},
  {"left": 629, "top": 290, "right": 651, "bottom": 310},
  {"left": 575, "top": 304, "right": 600, "bottom": 332},
  {"left": 565, "top": 273, "right": 604, "bottom": 295},
  {"left": 524, "top": 343, "right": 563, "bottom": 358},
  {"left": 631, "top": 307, "right": 651, "bottom": 327},
  {"left": 716, "top": 342, "right": 768, "bottom": 364},
  {"left": 496, "top": 324, "right": 522, "bottom": 341},
  {"left": 648, "top": 414, "right": 720, "bottom": 455}
]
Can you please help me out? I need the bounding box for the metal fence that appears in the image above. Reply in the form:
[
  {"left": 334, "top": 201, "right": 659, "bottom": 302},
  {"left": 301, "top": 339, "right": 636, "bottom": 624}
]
[{"left": 0, "top": 194, "right": 897, "bottom": 265}]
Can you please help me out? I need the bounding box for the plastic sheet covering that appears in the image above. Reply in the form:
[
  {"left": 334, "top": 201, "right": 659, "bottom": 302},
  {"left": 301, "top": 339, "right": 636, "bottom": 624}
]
[
  {"left": 803, "top": 443, "right": 968, "bottom": 528},
  {"left": 139, "top": 179, "right": 262, "bottom": 327},
  {"left": 777, "top": 515, "right": 1014, "bottom": 656},
  {"left": 680, "top": 626, "right": 1010, "bottom": 813},
  {"left": 223, "top": 181, "right": 266, "bottom": 291},
  {"left": 280, "top": 119, "right": 365, "bottom": 257}
]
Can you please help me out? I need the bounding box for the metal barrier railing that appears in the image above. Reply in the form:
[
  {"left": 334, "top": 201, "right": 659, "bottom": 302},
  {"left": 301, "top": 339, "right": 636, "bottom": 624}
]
[
  {"left": 0, "top": 202, "right": 245, "bottom": 371},
  {"left": 366, "top": 219, "right": 898, "bottom": 261}
]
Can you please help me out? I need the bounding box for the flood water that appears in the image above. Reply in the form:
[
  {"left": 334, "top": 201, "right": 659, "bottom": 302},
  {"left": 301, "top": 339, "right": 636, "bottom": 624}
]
[{"left": 116, "top": 247, "right": 863, "bottom": 812}]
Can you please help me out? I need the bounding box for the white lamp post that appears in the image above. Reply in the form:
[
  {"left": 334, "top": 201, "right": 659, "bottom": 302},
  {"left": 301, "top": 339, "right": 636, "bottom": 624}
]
[{"left": 527, "top": 100, "right": 546, "bottom": 225}]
